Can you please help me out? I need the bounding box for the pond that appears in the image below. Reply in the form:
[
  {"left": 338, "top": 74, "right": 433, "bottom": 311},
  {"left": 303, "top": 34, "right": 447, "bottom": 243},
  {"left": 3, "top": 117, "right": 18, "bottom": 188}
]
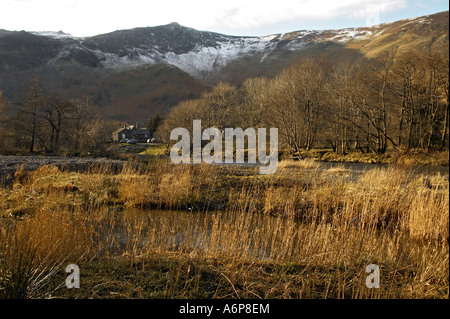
[{"left": 94, "top": 208, "right": 279, "bottom": 260}]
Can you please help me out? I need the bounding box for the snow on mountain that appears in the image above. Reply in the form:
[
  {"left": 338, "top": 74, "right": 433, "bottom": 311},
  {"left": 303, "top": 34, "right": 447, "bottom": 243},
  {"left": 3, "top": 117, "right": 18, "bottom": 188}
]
[
  {"left": 30, "top": 31, "right": 77, "bottom": 39},
  {"left": 24, "top": 23, "right": 385, "bottom": 79},
  {"left": 97, "top": 33, "right": 282, "bottom": 77},
  {"left": 328, "top": 28, "right": 373, "bottom": 43}
]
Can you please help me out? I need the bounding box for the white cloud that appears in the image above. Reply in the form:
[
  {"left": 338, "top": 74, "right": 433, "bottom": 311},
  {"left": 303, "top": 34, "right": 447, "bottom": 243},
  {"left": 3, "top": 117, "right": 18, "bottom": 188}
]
[
  {"left": 204, "top": 0, "right": 407, "bottom": 29},
  {"left": 0, "top": 0, "right": 427, "bottom": 36}
]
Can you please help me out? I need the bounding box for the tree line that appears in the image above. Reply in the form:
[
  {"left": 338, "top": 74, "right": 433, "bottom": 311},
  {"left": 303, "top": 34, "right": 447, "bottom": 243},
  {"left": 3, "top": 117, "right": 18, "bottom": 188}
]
[
  {"left": 1, "top": 45, "right": 447, "bottom": 157},
  {"left": 157, "top": 45, "right": 449, "bottom": 156},
  {"left": 0, "top": 76, "right": 119, "bottom": 155}
]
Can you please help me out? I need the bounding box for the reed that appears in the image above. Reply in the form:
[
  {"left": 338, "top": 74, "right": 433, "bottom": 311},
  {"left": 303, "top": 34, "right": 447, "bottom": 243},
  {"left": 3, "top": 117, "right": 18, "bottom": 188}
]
[{"left": 0, "top": 159, "right": 447, "bottom": 298}]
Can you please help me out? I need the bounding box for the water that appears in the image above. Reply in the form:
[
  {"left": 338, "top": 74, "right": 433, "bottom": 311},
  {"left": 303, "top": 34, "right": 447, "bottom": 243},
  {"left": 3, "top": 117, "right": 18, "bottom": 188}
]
[
  {"left": 79, "top": 160, "right": 449, "bottom": 258},
  {"left": 93, "top": 208, "right": 281, "bottom": 261},
  {"left": 318, "top": 161, "right": 449, "bottom": 176}
]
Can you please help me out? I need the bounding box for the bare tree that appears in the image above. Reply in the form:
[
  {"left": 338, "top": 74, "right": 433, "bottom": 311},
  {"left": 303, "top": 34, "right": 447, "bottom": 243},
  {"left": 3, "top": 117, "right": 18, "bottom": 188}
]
[
  {"left": 239, "top": 77, "right": 271, "bottom": 128},
  {"left": 0, "top": 90, "right": 12, "bottom": 153},
  {"left": 155, "top": 47, "right": 449, "bottom": 158},
  {"left": 15, "top": 76, "right": 47, "bottom": 153},
  {"left": 200, "top": 82, "right": 239, "bottom": 129},
  {"left": 37, "top": 95, "right": 74, "bottom": 153},
  {"left": 156, "top": 99, "right": 203, "bottom": 150},
  {"left": 391, "top": 47, "right": 449, "bottom": 151},
  {"left": 69, "top": 95, "right": 98, "bottom": 154}
]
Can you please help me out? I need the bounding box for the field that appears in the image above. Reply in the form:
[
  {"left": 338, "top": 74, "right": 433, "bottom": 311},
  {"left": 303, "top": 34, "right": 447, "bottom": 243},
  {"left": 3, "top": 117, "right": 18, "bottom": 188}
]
[{"left": 0, "top": 157, "right": 448, "bottom": 299}]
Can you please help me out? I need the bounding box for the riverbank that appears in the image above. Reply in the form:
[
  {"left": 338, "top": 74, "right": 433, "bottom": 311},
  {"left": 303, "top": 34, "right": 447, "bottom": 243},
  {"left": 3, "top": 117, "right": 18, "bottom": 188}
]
[{"left": 297, "top": 149, "right": 449, "bottom": 166}]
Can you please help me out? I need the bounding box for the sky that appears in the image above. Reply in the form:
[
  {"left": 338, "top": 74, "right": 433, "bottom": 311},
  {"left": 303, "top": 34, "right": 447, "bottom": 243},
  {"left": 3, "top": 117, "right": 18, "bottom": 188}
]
[{"left": 1, "top": 0, "right": 448, "bottom": 37}]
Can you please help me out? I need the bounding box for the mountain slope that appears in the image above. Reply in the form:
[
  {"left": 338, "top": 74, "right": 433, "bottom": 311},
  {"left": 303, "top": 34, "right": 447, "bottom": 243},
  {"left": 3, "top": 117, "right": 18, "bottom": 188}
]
[{"left": 98, "top": 64, "right": 210, "bottom": 121}]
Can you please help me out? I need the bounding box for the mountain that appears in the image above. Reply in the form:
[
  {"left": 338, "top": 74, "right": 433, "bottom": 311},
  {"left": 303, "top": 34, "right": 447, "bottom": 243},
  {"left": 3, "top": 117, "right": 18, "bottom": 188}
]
[{"left": 0, "top": 11, "right": 448, "bottom": 123}]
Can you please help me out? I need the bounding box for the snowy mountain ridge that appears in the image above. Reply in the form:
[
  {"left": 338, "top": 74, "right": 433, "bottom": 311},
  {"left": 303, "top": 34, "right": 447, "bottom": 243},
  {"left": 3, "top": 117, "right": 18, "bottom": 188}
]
[{"left": 27, "top": 23, "right": 374, "bottom": 80}]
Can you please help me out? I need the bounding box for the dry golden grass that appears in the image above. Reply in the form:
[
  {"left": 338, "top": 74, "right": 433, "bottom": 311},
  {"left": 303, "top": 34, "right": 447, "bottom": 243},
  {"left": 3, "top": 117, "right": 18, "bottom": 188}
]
[
  {"left": 0, "top": 206, "right": 93, "bottom": 298},
  {"left": 0, "top": 160, "right": 448, "bottom": 298}
]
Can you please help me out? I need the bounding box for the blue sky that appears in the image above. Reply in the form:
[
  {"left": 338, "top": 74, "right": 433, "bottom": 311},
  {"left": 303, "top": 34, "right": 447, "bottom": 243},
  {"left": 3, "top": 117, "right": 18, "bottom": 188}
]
[{"left": 1, "top": 0, "right": 448, "bottom": 37}]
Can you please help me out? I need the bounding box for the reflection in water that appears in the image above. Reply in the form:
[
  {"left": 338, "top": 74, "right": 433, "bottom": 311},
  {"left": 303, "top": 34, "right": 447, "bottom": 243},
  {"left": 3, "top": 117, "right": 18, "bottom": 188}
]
[
  {"left": 91, "top": 206, "right": 395, "bottom": 265},
  {"left": 93, "top": 208, "right": 289, "bottom": 261}
]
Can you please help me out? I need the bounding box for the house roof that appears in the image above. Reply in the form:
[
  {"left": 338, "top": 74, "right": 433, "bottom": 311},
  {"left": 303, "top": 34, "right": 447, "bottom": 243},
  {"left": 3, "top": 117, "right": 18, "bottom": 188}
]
[
  {"left": 113, "top": 127, "right": 130, "bottom": 134},
  {"left": 113, "top": 127, "right": 150, "bottom": 135},
  {"left": 130, "top": 128, "right": 150, "bottom": 135}
]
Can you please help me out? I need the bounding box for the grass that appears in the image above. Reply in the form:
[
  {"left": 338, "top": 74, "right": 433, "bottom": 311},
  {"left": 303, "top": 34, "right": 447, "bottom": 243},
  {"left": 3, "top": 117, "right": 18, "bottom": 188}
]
[
  {"left": 139, "top": 143, "right": 167, "bottom": 156},
  {"left": 296, "top": 148, "right": 449, "bottom": 166},
  {"left": 0, "top": 159, "right": 448, "bottom": 299}
]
